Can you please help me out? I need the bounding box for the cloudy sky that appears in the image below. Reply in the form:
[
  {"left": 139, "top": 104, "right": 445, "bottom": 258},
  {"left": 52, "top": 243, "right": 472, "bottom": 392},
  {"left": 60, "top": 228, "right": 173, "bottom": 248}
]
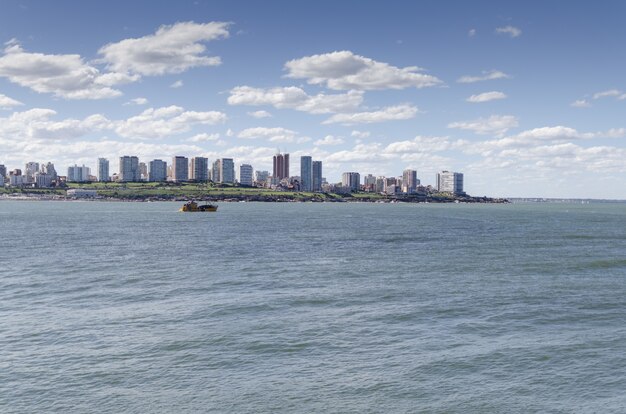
[{"left": 1, "top": 0, "right": 626, "bottom": 198}]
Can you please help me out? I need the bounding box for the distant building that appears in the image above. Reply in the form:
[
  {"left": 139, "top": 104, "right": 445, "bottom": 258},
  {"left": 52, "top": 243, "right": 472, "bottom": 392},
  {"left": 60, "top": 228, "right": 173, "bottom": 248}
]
[
  {"left": 437, "top": 171, "right": 464, "bottom": 194},
  {"left": 375, "top": 176, "right": 385, "bottom": 193},
  {"left": 98, "top": 158, "right": 110, "bottom": 182},
  {"left": 119, "top": 156, "right": 140, "bottom": 182},
  {"left": 35, "top": 173, "right": 52, "bottom": 188},
  {"left": 219, "top": 158, "right": 235, "bottom": 184},
  {"left": 211, "top": 159, "right": 220, "bottom": 183},
  {"left": 67, "top": 164, "right": 91, "bottom": 182},
  {"left": 255, "top": 170, "right": 269, "bottom": 185},
  {"left": 43, "top": 162, "right": 57, "bottom": 181},
  {"left": 384, "top": 177, "right": 397, "bottom": 193},
  {"left": 363, "top": 174, "right": 376, "bottom": 192},
  {"left": 402, "top": 169, "right": 419, "bottom": 194},
  {"left": 139, "top": 162, "right": 148, "bottom": 181},
  {"left": 190, "top": 157, "right": 208, "bottom": 181},
  {"left": 300, "top": 156, "right": 312, "bottom": 191},
  {"left": 0, "top": 164, "right": 7, "bottom": 183},
  {"left": 273, "top": 152, "right": 289, "bottom": 179},
  {"left": 24, "top": 162, "right": 39, "bottom": 184},
  {"left": 67, "top": 188, "right": 97, "bottom": 198},
  {"left": 9, "top": 169, "right": 23, "bottom": 187},
  {"left": 149, "top": 159, "right": 167, "bottom": 182},
  {"left": 342, "top": 172, "right": 360, "bottom": 192},
  {"left": 171, "top": 156, "right": 189, "bottom": 182},
  {"left": 312, "top": 161, "right": 323, "bottom": 192},
  {"left": 239, "top": 164, "right": 253, "bottom": 186}
]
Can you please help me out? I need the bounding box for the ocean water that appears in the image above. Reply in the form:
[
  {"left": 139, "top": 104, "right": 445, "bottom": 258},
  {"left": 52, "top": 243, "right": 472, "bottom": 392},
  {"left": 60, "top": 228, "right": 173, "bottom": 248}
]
[{"left": 1, "top": 200, "right": 625, "bottom": 413}]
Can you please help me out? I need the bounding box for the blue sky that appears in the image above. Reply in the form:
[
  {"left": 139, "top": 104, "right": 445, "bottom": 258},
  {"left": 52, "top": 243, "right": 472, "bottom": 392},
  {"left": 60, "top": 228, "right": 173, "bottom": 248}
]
[{"left": 1, "top": 0, "right": 626, "bottom": 198}]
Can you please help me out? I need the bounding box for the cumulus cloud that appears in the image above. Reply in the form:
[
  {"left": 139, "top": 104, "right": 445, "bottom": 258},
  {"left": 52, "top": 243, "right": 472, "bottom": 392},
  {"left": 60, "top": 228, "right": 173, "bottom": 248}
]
[
  {"left": 323, "top": 104, "right": 418, "bottom": 125},
  {"left": 0, "top": 93, "right": 23, "bottom": 109},
  {"left": 228, "top": 86, "right": 363, "bottom": 114},
  {"left": 170, "top": 80, "right": 184, "bottom": 88},
  {"left": 247, "top": 110, "right": 272, "bottom": 118},
  {"left": 448, "top": 115, "right": 518, "bottom": 136},
  {"left": 187, "top": 133, "right": 220, "bottom": 142},
  {"left": 0, "top": 42, "right": 122, "bottom": 99},
  {"left": 457, "top": 70, "right": 510, "bottom": 83},
  {"left": 114, "top": 106, "right": 227, "bottom": 139},
  {"left": 284, "top": 50, "right": 442, "bottom": 90},
  {"left": 592, "top": 89, "right": 626, "bottom": 100},
  {"left": 466, "top": 91, "right": 507, "bottom": 103},
  {"left": 314, "top": 135, "right": 344, "bottom": 146},
  {"left": 570, "top": 99, "right": 591, "bottom": 108},
  {"left": 351, "top": 130, "right": 370, "bottom": 138},
  {"left": 495, "top": 26, "right": 522, "bottom": 38},
  {"left": 99, "top": 21, "right": 230, "bottom": 76},
  {"left": 124, "top": 97, "right": 148, "bottom": 105},
  {"left": 237, "top": 127, "right": 303, "bottom": 143}
]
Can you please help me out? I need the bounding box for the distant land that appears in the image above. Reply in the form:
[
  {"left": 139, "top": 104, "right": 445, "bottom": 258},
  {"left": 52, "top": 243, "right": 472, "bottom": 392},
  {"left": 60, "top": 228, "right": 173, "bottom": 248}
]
[{"left": 0, "top": 182, "right": 508, "bottom": 204}]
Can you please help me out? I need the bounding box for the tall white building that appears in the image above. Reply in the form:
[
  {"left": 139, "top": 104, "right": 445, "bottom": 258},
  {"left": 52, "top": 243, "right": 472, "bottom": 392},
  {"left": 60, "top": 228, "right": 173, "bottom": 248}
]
[
  {"left": 363, "top": 174, "right": 376, "bottom": 192},
  {"left": 312, "top": 161, "right": 322, "bottom": 192},
  {"left": 119, "top": 156, "right": 140, "bottom": 182},
  {"left": 211, "top": 159, "right": 221, "bottom": 183},
  {"left": 239, "top": 164, "right": 253, "bottom": 186},
  {"left": 342, "top": 172, "right": 360, "bottom": 191},
  {"left": 67, "top": 164, "right": 90, "bottom": 182},
  {"left": 190, "top": 157, "right": 209, "bottom": 181},
  {"left": 300, "top": 156, "right": 312, "bottom": 191},
  {"left": 24, "top": 162, "right": 39, "bottom": 184},
  {"left": 171, "top": 156, "right": 189, "bottom": 182},
  {"left": 219, "top": 158, "right": 235, "bottom": 184},
  {"left": 436, "top": 171, "right": 464, "bottom": 194},
  {"left": 149, "top": 159, "right": 167, "bottom": 182},
  {"left": 402, "top": 169, "right": 419, "bottom": 194},
  {"left": 98, "top": 158, "right": 110, "bottom": 182}
]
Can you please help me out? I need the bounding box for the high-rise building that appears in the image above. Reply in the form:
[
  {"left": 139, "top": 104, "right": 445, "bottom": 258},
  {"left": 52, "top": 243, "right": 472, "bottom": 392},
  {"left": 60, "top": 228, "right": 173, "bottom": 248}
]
[
  {"left": 171, "top": 156, "right": 189, "bottom": 182},
  {"left": 24, "top": 162, "right": 39, "bottom": 184},
  {"left": 119, "top": 156, "right": 140, "bottom": 182},
  {"left": 211, "top": 159, "right": 221, "bottom": 183},
  {"left": 436, "top": 171, "right": 464, "bottom": 194},
  {"left": 273, "top": 152, "right": 289, "bottom": 179},
  {"left": 0, "top": 164, "right": 7, "bottom": 183},
  {"left": 255, "top": 170, "right": 269, "bottom": 185},
  {"left": 239, "top": 164, "right": 253, "bottom": 186},
  {"left": 149, "top": 159, "right": 167, "bottom": 182},
  {"left": 402, "top": 169, "right": 418, "bottom": 194},
  {"left": 139, "top": 162, "right": 148, "bottom": 180},
  {"left": 219, "top": 158, "right": 235, "bottom": 184},
  {"left": 300, "top": 156, "right": 312, "bottom": 191},
  {"left": 190, "top": 157, "right": 209, "bottom": 181},
  {"left": 43, "top": 162, "right": 57, "bottom": 181},
  {"left": 67, "top": 164, "right": 91, "bottom": 182},
  {"left": 98, "top": 158, "right": 110, "bottom": 182},
  {"left": 312, "top": 161, "right": 322, "bottom": 192},
  {"left": 342, "top": 172, "right": 361, "bottom": 191},
  {"left": 9, "top": 169, "right": 24, "bottom": 186},
  {"left": 35, "top": 172, "right": 52, "bottom": 188},
  {"left": 363, "top": 174, "right": 376, "bottom": 192},
  {"left": 375, "top": 176, "right": 385, "bottom": 193}
]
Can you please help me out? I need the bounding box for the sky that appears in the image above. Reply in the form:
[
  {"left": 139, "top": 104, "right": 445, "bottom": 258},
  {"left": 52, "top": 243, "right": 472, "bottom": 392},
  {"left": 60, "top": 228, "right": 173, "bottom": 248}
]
[{"left": 1, "top": 0, "right": 626, "bottom": 198}]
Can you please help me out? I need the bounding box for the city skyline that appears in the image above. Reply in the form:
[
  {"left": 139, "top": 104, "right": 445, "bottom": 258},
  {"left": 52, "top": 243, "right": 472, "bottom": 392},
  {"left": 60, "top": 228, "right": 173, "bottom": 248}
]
[{"left": 2, "top": 1, "right": 626, "bottom": 198}]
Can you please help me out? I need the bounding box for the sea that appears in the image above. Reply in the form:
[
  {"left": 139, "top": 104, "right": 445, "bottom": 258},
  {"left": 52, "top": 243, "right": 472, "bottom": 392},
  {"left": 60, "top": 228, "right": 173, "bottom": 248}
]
[{"left": 1, "top": 200, "right": 625, "bottom": 413}]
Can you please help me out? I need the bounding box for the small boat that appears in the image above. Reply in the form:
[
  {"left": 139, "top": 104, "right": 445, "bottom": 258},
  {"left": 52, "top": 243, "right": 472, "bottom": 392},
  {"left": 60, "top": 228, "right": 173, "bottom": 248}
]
[{"left": 179, "top": 201, "right": 218, "bottom": 212}]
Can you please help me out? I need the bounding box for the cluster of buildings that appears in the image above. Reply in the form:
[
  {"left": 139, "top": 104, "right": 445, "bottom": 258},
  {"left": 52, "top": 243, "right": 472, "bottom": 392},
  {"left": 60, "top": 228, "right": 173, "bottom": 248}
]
[{"left": 0, "top": 153, "right": 464, "bottom": 195}]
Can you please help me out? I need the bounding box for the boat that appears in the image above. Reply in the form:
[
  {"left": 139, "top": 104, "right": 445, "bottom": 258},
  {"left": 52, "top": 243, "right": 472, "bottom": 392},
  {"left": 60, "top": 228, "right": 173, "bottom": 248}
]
[{"left": 179, "top": 201, "right": 218, "bottom": 212}]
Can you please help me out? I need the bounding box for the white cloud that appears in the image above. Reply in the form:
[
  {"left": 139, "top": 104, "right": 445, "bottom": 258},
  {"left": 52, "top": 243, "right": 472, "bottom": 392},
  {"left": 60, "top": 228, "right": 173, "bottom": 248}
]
[
  {"left": 284, "top": 50, "right": 442, "bottom": 90},
  {"left": 351, "top": 130, "right": 370, "bottom": 138},
  {"left": 593, "top": 89, "right": 622, "bottom": 99},
  {"left": 238, "top": 127, "right": 298, "bottom": 143},
  {"left": 323, "top": 104, "right": 418, "bottom": 125},
  {"left": 114, "top": 106, "right": 227, "bottom": 139},
  {"left": 247, "top": 110, "right": 272, "bottom": 118},
  {"left": 170, "top": 80, "right": 184, "bottom": 88},
  {"left": 0, "top": 43, "right": 122, "bottom": 99},
  {"left": 226, "top": 128, "right": 234, "bottom": 137},
  {"left": 187, "top": 133, "right": 220, "bottom": 142},
  {"left": 228, "top": 86, "right": 363, "bottom": 114},
  {"left": 466, "top": 91, "right": 507, "bottom": 103},
  {"left": 0, "top": 106, "right": 227, "bottom": 141},
  {"left": 495, "top": 25, "right": 522, "bottom": 38},
  {"left": 99, "top": 21, "right": 230, "bottom": 76},
  {"left": 571, "top": 99, "right": 591, "bottom": 108},
  {"left": 314, "top": 135, "right": 344, "bottom": 146},
  {"left": 124, "top": 97, "right": 148, "bottom": 106},
  {"left": 468, "top": 29, "right": 476, "bottom": 37},
  {"left": 457, "top": 70, "right": 510, "bottom": 83},
  {"left": 448, "top": 115, "right": 518, "bottom": 136},
  {"left": 0, "top": 93, "right": 23, "bottom": 109}
]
